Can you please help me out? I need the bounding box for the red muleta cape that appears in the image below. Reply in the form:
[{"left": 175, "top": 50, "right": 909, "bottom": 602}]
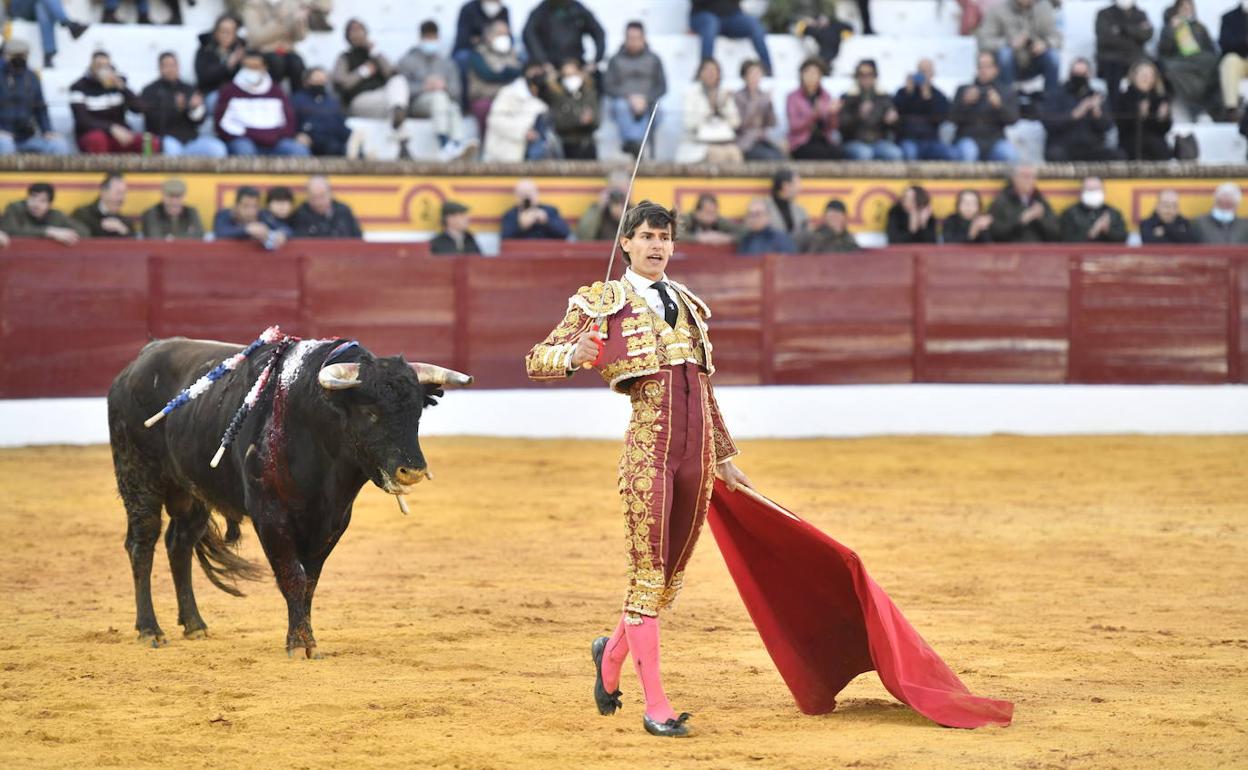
[{"left": 706, "top": 480, "right": 1014, "bottom": 729}]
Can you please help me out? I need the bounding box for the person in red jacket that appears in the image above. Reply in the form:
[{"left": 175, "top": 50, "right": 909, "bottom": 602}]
[{"left": 214, "top": 50, "right": 311, "bottom": 156}]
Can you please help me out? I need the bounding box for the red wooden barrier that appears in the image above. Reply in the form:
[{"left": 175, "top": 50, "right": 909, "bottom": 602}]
[{"left": 1, "top": 240, "right": 1243, "bottom": 398}]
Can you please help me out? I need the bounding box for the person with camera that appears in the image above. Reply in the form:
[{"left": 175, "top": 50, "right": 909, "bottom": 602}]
[
  {"left": 894, "top": 58, "right": 957, "bottom": 161},
  {"left": 952, "top": 52, "right": 1020, "bottom": 162},
  {"left": 500, "top": 178, "right": 571, "bottom": 240},
  {"left": 1041, "top": 57, "right": 1126, "bottom": 162}
]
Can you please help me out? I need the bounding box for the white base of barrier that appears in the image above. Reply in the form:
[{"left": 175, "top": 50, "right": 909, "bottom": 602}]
[{"left": 1, "top": 384, "right": 1245, "bottom": 448}]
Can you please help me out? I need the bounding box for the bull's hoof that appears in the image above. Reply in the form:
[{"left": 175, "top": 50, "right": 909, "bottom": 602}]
[
  {"left": 138, "top": 631, "right": 168, "bottom": 648},
  {"left": 183, "top": 627, "right": 209, "bottom": 640},
  {"left": 286, "top": 645, "right": 322, "bottom": 660}
]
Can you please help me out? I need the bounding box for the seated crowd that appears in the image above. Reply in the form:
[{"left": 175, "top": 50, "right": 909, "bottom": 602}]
[{"left": 4, "top": 0, "right": 1248, "bottom": 162}]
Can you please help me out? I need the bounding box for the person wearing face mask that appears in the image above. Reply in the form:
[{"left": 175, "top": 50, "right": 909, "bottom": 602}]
[
  {"left": 1139, "top": 189, "right": 1195, "bottom": 244},
  {"left": 70, "top": 51, "right": 157, "bottom": 154},
  {"left": 1192, "top": 183, "right": 1248, "bottom": 244},
  {"left": 400, "top": 20, "right": 477, "bottom": 162},
  {"left": 1159, "top": 0, "right": 1221, "bottom": 120},
  {"left": 292, "top": 67, "right": 353, "bottom": 156},
  {"left": 0, "top": 39, "right": 71, "bottom": 156},
  {"left": 234, "top": 0, "right": 312, "bottom": 92},
  {"left": 1060, "top": 177, "right": 1127, "bottom": 243},
  {"left": 337, "top": 19, "right": 410, "bottom": 134},
  {"left": 214, "top": 50, "right": 310, "bottom": 156},
  {"left": 1041, "top": 58, "right": 1127, "bottom": 162},
  {"left": 522, "top": 0, "right": 606, "bottom": 73},
  {"left": 543, "top": 58, "right": 599, "bottom": 160},
  {"left": 466, "top": 18, "right": 523, "bottom": 137},
  {"left": 1218, "top": 0, "right": 1248, "bottom": 122},
  {"left": 1095, "top": 0, "right": 1154, "bottom": 114},
  {"left": 9, "top": 0, "right": 89, "bottom": 69},
  {"left": 453, "top": 0, "right": 511, "bottom": 65}
]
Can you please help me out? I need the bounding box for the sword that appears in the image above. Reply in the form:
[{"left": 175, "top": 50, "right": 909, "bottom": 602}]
[{"left": 582, "top": 103, "right": 660, "bottom": 369}]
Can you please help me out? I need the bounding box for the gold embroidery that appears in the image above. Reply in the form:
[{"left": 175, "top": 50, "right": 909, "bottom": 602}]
[{"left": 620, "top": 377, "right": 666, "bottom": 618}]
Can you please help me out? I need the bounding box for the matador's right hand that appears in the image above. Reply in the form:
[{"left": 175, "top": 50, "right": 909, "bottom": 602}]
[{"left": 569, "top": 330, "right": 604, "bottom": 369}]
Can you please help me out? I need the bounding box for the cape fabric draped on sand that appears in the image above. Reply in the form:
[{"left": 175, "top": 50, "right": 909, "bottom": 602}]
[{"left": 706, "top": 480, "right": 1014, "bottom": 729}]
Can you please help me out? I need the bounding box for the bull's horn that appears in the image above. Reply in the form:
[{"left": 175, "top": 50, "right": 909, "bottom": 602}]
[
  {"left": 410, "top": 363, "right": 473, "bottom": 387},
  {"left": 318, "top": 362, "right": 362, "bottom": 390}
]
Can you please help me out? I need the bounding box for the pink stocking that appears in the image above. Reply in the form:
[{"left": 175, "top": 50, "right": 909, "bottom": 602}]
[
  {"left": 602, "top": 615, "right": 630, "bottom": 693},
  {"left": 623, "top": 615, "right": 677, "bottom": 722}
]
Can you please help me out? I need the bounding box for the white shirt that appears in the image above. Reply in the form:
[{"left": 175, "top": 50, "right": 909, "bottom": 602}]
[{"left": 624, "top": 268, "right": 684, "bottom": 326}]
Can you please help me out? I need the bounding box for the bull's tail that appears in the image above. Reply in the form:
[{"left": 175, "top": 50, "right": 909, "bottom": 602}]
[{"left": 195, "top": 515, "right": 265, "bottom": 596}]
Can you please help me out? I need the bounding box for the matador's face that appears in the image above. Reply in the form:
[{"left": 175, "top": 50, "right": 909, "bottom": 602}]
[{"left": 621, "top": 223, "right": 674, "bottom": 282}]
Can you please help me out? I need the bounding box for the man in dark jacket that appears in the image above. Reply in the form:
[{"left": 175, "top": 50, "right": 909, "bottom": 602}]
[
  {"left": 500, "top": 178, "right": 571, "bottom": 239},
  {"left": 1192, "top": 183, "right": 1248, "bottom": 244},
  {"left": 1059, "top": 176, "right": 1128, "bottom": 243},
  {"left": 453, "top": 0, "right": 512, "bottom": 63},
  {"left": 292, "top": 67, "right": 352, "bottom": 157},
  {"left": 140, "top": 178, "right": 205, "bottom": 240},
  {"left": 803, "top": 199, "right": 860, "bottom": 253},
  {"left": 894, "top": 58, "right": 956, "bottom": 160},
  {"left": 840, "top": 58, "right": 903, "bottom": 160},
  {"left": 1095, "top": 0, "right": 1153, "bottom": 113},
  {"left": 952, "top": 52, "right": 1020, "bottom": 161},
  {"left": 72, "top": 173, "right": 137, "bottom": 238},
  {"left": 738, "top": 197, "right": 797, "bottom": 255},
  {"left": 690, "top": 0, "right": 772, "bottom": 75},
  {"left": 0, "top": 39, "right": 71, "bottom": 155},
  {"left": 1220, "top": 1, "right": 1248, "bottom": 122},
  {"left": 292, "top": 176, "right": 363, "bottom": 239},
  {"left": 522, "top": 0, "right": 605, "bottom": 71},
  {"left": 1042, "top": 58, "right": 1126, "bottom": 162},
  {"left": 604, "top": 21, "right": 667, "bottom": 155},
  {"left": 988, "top": 164, "right": 1060, "bottom": 242},
  {"left": 430, "top": 200, "right": 482, "bottom": 255},
  {"left": 1139, "top": 189, "right": 1196, "bottom": 244},
  {"left": 71, "top": 51, "right": 156, "bottom": 154},
  {"left": 0, "top": 182, "right": 85, "bottom": 244},
  {"left": 141, "top": 52, "right": 228, "bottom": 158}
]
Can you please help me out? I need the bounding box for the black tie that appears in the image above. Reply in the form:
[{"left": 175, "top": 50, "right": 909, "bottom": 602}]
[{"left": 651, "top": 281, "right": 679, "bottom": 328}]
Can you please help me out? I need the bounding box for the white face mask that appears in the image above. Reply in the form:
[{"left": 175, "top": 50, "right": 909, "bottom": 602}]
[
  {"left": 1211, "top": 207, "right": 1236, "bottom": 223},
  {"left": 419, "top": 40, "right": 440, "bottom": 56},
  {"left": 490, "top": 34, "right": 512, "bottom": 54},
  {"left": 1116, "top": 0, "right": 1134, "bottom": 10},
  {"left": 1082, "top": 190, "right": 1105, "bottom": 209},
  {"left": 481, "top": 0, "right": 502, "bottom": 17},
  {"left": 562, "top": 75, "right": 583, "bottom": 93},
  {"left": 235, "top": 68, "right": 267, "bottom": 91}
]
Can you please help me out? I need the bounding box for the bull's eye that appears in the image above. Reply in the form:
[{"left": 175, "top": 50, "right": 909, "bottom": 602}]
[{"left": 363, "top": 407, "right": 381, "bottom": 424}]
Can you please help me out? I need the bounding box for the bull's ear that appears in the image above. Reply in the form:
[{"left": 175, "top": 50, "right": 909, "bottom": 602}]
[
  {"left": 318, "top": 363, "right": 362, "bottom": 390},
  {"left": 422, "top": 386, "right": 444, "bottom": 408},
  {"left": 410, "top": 362, "right": 473, "bottom": 388}
]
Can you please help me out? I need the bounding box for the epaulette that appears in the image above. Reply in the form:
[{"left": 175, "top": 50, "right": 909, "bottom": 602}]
[
  {"left": 569, "top": 280, "right": 628, "bottom": 318},
  {"left": 667, "top": 279, "right": 712, "bottom": 319}
]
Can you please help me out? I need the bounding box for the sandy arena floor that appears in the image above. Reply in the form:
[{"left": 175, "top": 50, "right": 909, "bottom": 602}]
[{"left": 0, "top": 436, "right": 1245, "bottom": 769}]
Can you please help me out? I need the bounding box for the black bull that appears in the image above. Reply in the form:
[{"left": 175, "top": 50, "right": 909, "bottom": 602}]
[{"left": 108, "top": 337, "right": 470, "bottom": 657}]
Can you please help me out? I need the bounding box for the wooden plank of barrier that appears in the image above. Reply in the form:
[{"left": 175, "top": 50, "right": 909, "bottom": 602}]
[{"left": 1232, "top": 256, "right": 1245, "bottom": 384}]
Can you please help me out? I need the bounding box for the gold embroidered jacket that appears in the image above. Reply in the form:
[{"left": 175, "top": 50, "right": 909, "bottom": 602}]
[{"left": 526, "top": 278, "right": 739, "bottom": 461}]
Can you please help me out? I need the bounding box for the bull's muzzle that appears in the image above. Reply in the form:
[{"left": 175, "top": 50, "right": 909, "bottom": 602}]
[{"left": 394, "top": 465, "right": 432, "bottom": 486}]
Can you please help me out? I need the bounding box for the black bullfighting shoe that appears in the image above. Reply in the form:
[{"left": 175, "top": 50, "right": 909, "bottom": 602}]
[
  {"left": 643, "top": 712, "right": 692, "bottom": 737},
  {"left": 591, "top": 636, "right": 623, "bottom": 716}
]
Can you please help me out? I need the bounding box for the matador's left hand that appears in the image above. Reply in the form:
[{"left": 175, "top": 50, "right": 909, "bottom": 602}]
[{"left": 715, "top": 460, "right": 752, "bottom": 492}]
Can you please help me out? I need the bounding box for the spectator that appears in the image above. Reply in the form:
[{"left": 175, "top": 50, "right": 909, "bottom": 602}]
[
  {"left": 1241, "top": 107, "right": 1248, "bottom": 158},
  {"left": 101, "top": 0, "right": 172, "bottom": 25},
  {"left": 803, "top": 199, "right": 860, "bottom": 253},
  {"left": 738, "top": 197, "right": 797, "bottom": 255},
  {"left": 576, "top": 172, "right": 629, "bottom": 241},
  {"left": 0, "top": 182, "right": 85, "bottom": 244},
  {"left": 1219, "top": 0, "right": 1248, "bottom": 122},
  {"left": 886, "top": 185, "right": 937, "bottom": 244},
  {"left": 292, "top": 176, "right": 363, "bottom": 238},
  {"left": 72, "top": 173, "right": 136, "bottom": 238},
  {"left": 216, "top": 51, "right": 310, "bottom": 156},
  {"left": 604, "top": 21, "right": 667, "bottom": 157},
  {"left": 787, "top": 57, "right": 843, "bottom": 160},
  {"left": 401, "top": 19, "right": 476, "bottom": 161},
  {"left": 1159, "top": 0, "right": 1221, "bottom": 120},
  {"left": 522, "top": 0, "right": 605, "bottom": 71},
  {"left": 1041, "top": 58, "right": 1126, "bottom": 162},
  {"left": 678, "top": 58, "right": 743, "bottom": 163},
  {"left": 764, "top": 169, "right": 810, "bottom": 242},
  {"left": 840, "top": 58, "right": 902, "bottom": 161},
  {"left": 544, "top": 59, "right": 599, "bottom": 160},
  {"left": 214, "top": 185, "right": 287, "bottom": 250},
  {"left": 0, "top": 229, "right": 8, "bottom": 248},
  {"left": 1139, "top": 189, "right": 1196, "bottom": 243},
  {"left": 763, "top": 1, "right": 853, "bottom": 69},
  {"left": 690, "top": 0, "right": 772, "bottom": 76},
  {"left": 1095, "top": 0, "right": 1154, "bottom": 113},
  {"left": 292, "top": 67, "right": 353, "bottom": 157},
  {"left": 142, "top": 52, "right": 227, "bottom": 158},
  {"left": 952, "top": 52, "right": 1020, "bottom": 162},
  {"left": 1192, "top": 183, "right": 1248, "bottom": 243},
  {"left": 338, "top": 19, "right": 410, "bottom": 132},
  {"left": 988, "top": 164, "right": 1059, "bottom": 242},
  {"left": 500, "top": 179, "right": 571, "bottom": 240},
  {"left": 466, "top": 19, "right": 523, "bottom": 135},
  {"left": 71, "top": 51, "right": 156, "bottom": 154},
  {"left": 482, "top": 63, "right": 554, "bottom": 162},
  {"left": 266, "top": 186, "right": 296, "bottom": 231},
  {"left": 680, "top": 193, "right": 742, "bottom": 246},
  {"left": 10, "top": 0, "right": 89, "bottom": 69},
  {"left": 977, "top": 0, "right": 1061, "bottom": 91},
  {"left": 894, "top": 58, "right": 957, "bottom": 161},
  {"left": 430, "top": 200, "right": 481, "bottom": 255},
  {"left": 195, "top": 14, "right": 246, "bottom": 113},
  {"left": 0, "top": 39, "right": 71, "bottom": 155},
  {"left": 1060, "top": 177, "right": 1128, "bottom": 243},
  {"left": 1118, "top": 60, "right": 1174, "bottom": 161},
  {"left": 140, "top": 178, "right": 205, "bottom": 240},
  {"left": 453, "top": 0, "right": 512, "bottom": 70},
  {"left": 942, "top": 189, "right": 993, "bottom": 244},
  {"left": 235, "top": 0, "right": 311, "bottom": 90},
  {"left": 734, "top": 60, "right": 784, "bottom": 160}
]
